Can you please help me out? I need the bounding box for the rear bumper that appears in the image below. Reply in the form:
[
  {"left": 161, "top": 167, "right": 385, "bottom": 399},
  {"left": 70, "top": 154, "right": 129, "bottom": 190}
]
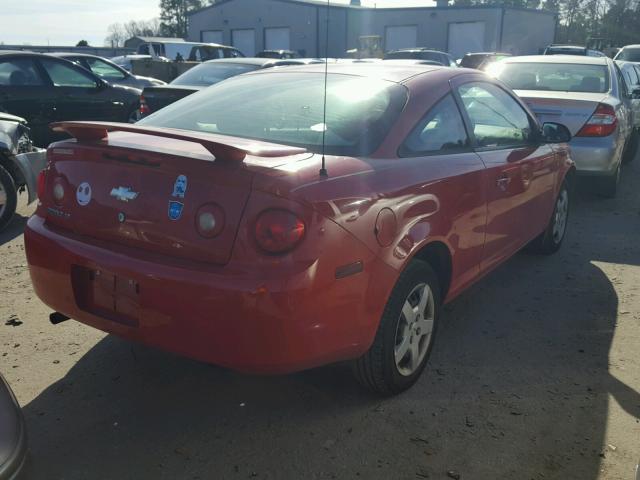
[
  {"left": 569, "top": 135, "right": 621, "bottom": 176},
  {"left": 24, "top": 215, "right": 395, "bottom": 374}
]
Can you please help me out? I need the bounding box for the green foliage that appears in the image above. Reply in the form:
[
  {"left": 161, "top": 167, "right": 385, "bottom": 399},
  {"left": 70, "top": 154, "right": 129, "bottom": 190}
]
[
  {"left": 451, "top": 0, "right": 640, "bottom": 48},
  {"left": 159, "top": 0, "right": 207, "bottom": 38},
  {"left": 76, "top": 40, "right": 89, "bottom": 47}
]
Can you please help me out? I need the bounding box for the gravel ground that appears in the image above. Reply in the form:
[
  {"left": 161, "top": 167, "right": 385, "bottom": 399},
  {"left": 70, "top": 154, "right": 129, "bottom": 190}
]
[{"left": 1, "top": 155, "right": 639, "bottom": 480}]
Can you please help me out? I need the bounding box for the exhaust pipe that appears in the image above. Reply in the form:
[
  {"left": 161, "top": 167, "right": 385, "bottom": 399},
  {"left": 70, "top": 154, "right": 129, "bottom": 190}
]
[{"left": 49, "top": 312, "right": 70, "bottom": 325}]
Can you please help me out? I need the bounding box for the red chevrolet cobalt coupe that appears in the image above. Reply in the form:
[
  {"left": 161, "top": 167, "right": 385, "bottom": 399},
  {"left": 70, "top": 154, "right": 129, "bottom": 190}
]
[{"left": 25, "top": 64, "right": 575, "bottom": 394}]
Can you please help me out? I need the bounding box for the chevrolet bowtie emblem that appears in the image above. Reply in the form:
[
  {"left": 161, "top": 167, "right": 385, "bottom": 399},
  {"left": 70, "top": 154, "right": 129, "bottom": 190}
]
[{"left": 110, "top": 187, "right": 139, "bottom": 202}]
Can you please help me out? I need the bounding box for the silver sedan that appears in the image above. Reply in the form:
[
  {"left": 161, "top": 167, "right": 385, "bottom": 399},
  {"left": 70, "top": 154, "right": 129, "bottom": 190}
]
[{"left": 489, "top": 55, "right": 638, "bottom": 197}]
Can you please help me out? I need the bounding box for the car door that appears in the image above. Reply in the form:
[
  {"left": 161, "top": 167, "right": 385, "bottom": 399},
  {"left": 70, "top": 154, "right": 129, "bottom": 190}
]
[
  {"left": 613, "top": 63, "right": 634, "bottom": 138},
  {"left": 0, "top": 56, "right": 56, "bottom": 147},
  {"left": 452, "top": 78, "right": 558, "bottom": 273},
  {"left": 620, "top": 63, "right": 640, "bottom": 129},
  {"left": 397, "top": 93, "right": 488, "bottom": 294},
  {"left": 36, "top": 57, "right": 123, "bottom": 124}
]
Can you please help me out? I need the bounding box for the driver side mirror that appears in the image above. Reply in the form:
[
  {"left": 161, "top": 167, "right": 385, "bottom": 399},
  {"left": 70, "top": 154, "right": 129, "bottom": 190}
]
[{"left": 541, "top": 122, "right": 571, "bottom": 143}]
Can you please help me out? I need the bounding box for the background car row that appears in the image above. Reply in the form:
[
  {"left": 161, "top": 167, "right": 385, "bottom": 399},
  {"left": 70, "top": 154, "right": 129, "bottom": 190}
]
[{"left": 2, "top": 44, "right": 640, "bottom": 200}]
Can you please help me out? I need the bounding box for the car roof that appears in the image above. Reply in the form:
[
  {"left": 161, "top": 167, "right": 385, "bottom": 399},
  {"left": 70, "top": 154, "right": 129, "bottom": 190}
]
[
  {"left": 0, "top": 50, "right": 94, "bottom": 62},
  {"left": 465, "top": 52, "right": 511, "bottom": 56},
  {"left": 502, "top": 54, "right": 609, "bottom": 65},
  {"left": 620, "top": 45, "right": 640, "bottom": 49},
  {"left": 0, "top": 50, "right": 42, "bottom": 57},
  {"left": 389, "top": 48, "right": 446, "bottom": 54},
  {"left": 244, "top": 62, "right": 449, "bottom": 83},
  {"left": 49, "top": 52, "right": 103, "bottom": 59},
  {"left": 202, "top": 57, "right": 279, "bottom": 66}
]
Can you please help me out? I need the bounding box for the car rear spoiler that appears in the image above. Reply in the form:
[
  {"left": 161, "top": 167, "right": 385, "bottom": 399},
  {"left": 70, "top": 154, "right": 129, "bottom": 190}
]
[{"left": 50, "top": 121, "right": 307, "bottom": 162}]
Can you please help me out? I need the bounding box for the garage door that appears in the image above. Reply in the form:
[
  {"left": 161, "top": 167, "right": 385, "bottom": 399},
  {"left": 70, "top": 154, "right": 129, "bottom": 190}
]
[
  {"left": 448, "top": 22, "right": 485, "bottom": 59},
  {"left": 202, "top": 30, "right": 223, "bottom": 45},
  {"left": 385, "top": 26, "right": 418, "bottom": 52},
  {"left": 265, "top": 27, "right": 290, "bottom": 51},
  {"left": 232, "top": 29, "right": 256, "bottom": 57}
]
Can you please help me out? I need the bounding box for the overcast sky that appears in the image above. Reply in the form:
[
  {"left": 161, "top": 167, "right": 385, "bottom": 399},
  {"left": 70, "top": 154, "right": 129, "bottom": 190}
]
[{"left": 1, "top": 0, "right": 434, "bottom": 46}]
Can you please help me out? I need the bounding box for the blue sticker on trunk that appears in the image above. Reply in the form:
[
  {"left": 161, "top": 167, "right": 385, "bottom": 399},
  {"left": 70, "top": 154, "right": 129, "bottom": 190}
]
[
  {"left": 172, "top": 175, "right": 188, "bottom": 198},
  {"left": 168, "top": 201, "right": 184, "bottom": 221}
]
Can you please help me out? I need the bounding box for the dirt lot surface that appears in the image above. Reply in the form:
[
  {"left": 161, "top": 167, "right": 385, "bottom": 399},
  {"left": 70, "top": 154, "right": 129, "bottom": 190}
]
[{"left": 1, "top": 157, "right": 639, "bottom": 480}]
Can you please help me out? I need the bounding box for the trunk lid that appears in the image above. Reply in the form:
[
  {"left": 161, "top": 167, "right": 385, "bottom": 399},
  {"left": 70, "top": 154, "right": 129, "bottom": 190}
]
[
  {"left": 515, "top": 90, "right": 608, "bottom": 136},
  {"left": 142, "top": 85, "right": 200, "bottom": 114},
  {"left": 44, "top": 123, "right": 308, "bottom": 265}
]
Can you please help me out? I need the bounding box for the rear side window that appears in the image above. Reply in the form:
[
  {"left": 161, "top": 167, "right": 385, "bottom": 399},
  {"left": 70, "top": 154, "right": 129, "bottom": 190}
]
[
  {"left": 458, "top": 82, "right": 532, "bottom": 149},
  {"left": 0, "top": 58, "right": 45, "bottom": 86},
  {"left": 39, "top": 59, "right": 98, "bottom": 87},
  {"left": 401, "top": 94, "right": 469, "bottom": 156}
]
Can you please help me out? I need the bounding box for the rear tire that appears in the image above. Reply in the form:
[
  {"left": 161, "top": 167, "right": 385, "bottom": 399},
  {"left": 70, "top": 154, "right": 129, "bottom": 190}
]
[
  {"left": 352, "top": 260, "right": 441, "bottom": 395},
  {"left": 0, "top": 164, "right": 17, "bottom": 232},
  {"left": 527, "top": 180, "right": 570, "bottom": 255}
]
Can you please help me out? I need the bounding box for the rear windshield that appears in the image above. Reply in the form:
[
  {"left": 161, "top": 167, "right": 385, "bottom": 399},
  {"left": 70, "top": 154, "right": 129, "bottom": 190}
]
[
  {"left": 139, "top": 72, "right": 408, "bottom": 156},
  {"left": 460, "top": 55, "right": 488, "bottom": 69},
  {"left": 545, "top": 47, "right": 586, "bottom": 55},
  {"left": 493, "top": 62, "right": 610, "bottom": 93},
  {"left": 171, "top": 62, "right": 260, "bottom": 86},
  {"left": 616, "top": 48, "right": 640, "bottom": 62}
]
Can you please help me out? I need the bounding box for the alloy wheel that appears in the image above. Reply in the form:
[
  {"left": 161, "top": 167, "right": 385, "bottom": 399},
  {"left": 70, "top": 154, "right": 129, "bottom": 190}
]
[
  {"left": 552, "top": 188, "right": 569, "bottom": 244},
  {"left": 394, "top": 283, "right": 435, "bottom": 376}
]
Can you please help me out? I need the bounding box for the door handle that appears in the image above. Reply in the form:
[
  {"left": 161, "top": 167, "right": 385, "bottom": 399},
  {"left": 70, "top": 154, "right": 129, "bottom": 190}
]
[{"left": 496, "top": 175, "right": 511, "bottom": 190}]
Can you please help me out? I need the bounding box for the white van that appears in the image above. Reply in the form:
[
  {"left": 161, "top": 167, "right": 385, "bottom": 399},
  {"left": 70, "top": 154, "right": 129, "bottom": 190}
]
[{"left": 137, "top": 41, "right": 244, "bottom": 61}]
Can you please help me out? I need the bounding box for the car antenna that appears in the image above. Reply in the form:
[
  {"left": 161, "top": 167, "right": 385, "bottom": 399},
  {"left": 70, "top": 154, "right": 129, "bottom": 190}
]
[{"left": 319, "top": 0, "right": 330, "bottom": 178}]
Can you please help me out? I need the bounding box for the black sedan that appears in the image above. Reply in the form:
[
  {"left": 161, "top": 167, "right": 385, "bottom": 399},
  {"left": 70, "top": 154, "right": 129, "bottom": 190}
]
[
  {"left": 140, "top": 57, "right": 317, "bottom": 117},
  {"left": 0, "top": 51, "right": 141, "bottom": 147},
  {"left": 50, "top": 52, "right": 166, "bottom": 89}
]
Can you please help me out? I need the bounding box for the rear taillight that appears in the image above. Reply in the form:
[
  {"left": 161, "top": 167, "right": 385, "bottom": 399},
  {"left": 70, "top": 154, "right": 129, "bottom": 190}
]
[
  {"left": 36, "top": 170, "right": 47, "bottom": 201},
  {"left": 195, "top": 203, "right": 225, "bottom": 238},
  {"left": 52, "top": 178, "right": 65, "bottom": 205},
  {"left": 139, "top": 94, "right": 151, "bottom": 116},
  {"left": 254, "top": 209, "right": 305, "bottom": 254},
  {"left": 576, "top": 103, "right": 617, "bottom": 137}
]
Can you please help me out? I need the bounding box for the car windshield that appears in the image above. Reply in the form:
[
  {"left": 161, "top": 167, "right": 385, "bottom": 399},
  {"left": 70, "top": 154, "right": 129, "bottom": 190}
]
[
  {"left": 171, "top": 62, "right": 261, "bottom": 86},
  {"left": 492, "top": 62, "right": 610, "bottom": 93},
  {"left": 616, "top": 48, "right": 640, "bottom": 62},
  {"left": 139, "top": 72, "right": 408, "bottom": 156}
]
